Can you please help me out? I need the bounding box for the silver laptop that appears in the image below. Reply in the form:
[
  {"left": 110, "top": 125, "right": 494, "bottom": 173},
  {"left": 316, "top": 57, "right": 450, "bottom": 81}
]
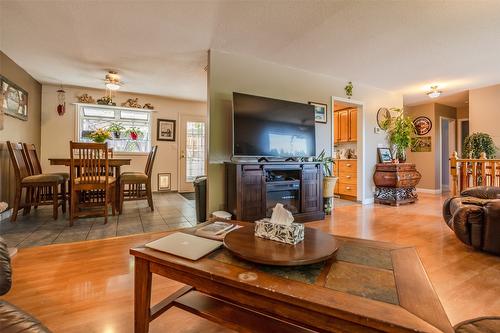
[{"left": 145, "top": 232, "right": 222, "bottom": 260}]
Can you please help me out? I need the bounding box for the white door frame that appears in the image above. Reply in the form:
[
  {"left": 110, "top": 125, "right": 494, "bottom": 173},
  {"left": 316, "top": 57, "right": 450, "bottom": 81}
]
[
  {"left": 438, "top": 116, "right": 456, "bottom": 193},
  {"left": 331, "top": 96, "right": 366, "bottom": 203},
  {"left": 178, "top": 114, "right": 207, "bottom": 193}
]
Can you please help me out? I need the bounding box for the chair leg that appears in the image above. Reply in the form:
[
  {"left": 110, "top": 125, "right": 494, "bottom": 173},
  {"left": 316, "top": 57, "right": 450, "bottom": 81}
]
[
  {"left": 61, "top": 182, "right": 67, "bottom": 214},
  {"left": 104, "top": 188, "right": 109, "bottom": 225},
  {"left": 52, "top": 184, "right": 58, "bottom": 220},
  {"left": 69, "top": 189, "right": 76, "bottom": 227},
  {"left": 11, "top": 186, "right": 22, "bottom": 222},
  {"left": 146, "top": 182, "right": 154, "bottom": 211},
  {"left": 23, "top": 187, "right": 31, "bottom": 216},
  {"left": 111, "top": 185, "right": 116, "bottom": 216},
  {"left": 119, "top": 182, "right": 125, "bottom": 214},
  {"left": 34, "top": 187, "right": 40, "bottom": 209}
]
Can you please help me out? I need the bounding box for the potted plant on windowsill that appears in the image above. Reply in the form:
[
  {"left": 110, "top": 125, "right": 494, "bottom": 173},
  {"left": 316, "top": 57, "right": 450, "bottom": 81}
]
[
  {"left": 126, "top": 127, "right": 143, "bottom": 141},
  {"left": 108, "top": 122, "right": 125, "bottom": 139},
  {"left": 313, "top": 150, "right": 337, "bottom": 214},
  {"left": 381, "top": 108, "right": 415, "bottom": 163},
  {"left": 89, "top": 128, "right": 111, "bottom": 143}
]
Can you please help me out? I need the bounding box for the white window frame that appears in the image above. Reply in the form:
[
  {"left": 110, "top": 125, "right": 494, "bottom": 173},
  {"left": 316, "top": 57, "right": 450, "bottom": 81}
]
[{"left": 74, "top": 103, "right": 154, "bottom": 156}]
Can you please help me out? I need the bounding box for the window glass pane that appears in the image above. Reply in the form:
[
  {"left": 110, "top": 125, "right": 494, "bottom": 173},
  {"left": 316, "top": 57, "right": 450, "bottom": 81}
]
[
  {"left": 121, "top": 110, "right": 149, "bottom": 120},
  {"left": 185, "top": 121, "right": 206, "bottom": 182},
  {"left": 83, "top": 107, "right": 115, "bottom": 118},
  {"left": 78, "top": 105, "right": 151, "bottom": 153}
]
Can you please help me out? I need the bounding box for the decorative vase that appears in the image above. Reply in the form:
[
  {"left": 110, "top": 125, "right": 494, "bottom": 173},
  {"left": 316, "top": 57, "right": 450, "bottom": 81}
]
[{"left": 323, "top": 176, "right": 338, "bottom": 198}]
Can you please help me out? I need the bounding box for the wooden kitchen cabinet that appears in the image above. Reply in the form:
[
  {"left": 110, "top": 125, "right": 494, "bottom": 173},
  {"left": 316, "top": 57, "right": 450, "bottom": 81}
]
[
  {"left": 334, "top": 159, "right": 357, "bottom": 200},
  {"left": 334, "top": 108, "right": 357, "bottom": 143}
]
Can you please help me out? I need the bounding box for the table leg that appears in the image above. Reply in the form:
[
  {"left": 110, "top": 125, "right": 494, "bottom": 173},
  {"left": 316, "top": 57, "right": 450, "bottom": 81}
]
[
  {"left": 134, "top": 257, "right": 152, "bottom": 333},
  {"left": 115, "top": 166, "right": 121, "bottom": 214}
]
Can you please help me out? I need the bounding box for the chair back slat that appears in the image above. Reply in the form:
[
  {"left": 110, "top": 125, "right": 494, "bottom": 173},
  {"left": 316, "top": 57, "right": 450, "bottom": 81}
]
[
  {"left": 70, "top": 141, "right": 109, "bottom": 185},
  {"left": 145, "top": 146, "right": 158, "bottom": 177},
  {"left": 7, "top": 141, "right": 31, "bottom": 181},
  {"left": 23, "top": 143, "right": 43, "bottom": 175}
]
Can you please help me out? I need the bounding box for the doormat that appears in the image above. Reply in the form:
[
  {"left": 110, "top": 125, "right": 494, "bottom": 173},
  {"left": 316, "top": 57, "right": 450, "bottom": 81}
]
[{"left": 180, "top": 192, "right": 195, "bottom": 201}]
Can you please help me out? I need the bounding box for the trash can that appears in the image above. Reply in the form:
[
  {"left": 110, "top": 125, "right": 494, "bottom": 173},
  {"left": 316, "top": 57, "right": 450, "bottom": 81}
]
[{"left": 193, "top": 176, "right": 207, "bottom": 223}]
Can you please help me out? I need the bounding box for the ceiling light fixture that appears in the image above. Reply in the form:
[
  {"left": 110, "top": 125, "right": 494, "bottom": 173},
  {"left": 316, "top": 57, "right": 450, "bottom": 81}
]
[
  {"left": 105, "top": 71, "right": 122, "bottom": 91},
  {"left": 426, "top": 85, "right": 442, "bottom": 98}
]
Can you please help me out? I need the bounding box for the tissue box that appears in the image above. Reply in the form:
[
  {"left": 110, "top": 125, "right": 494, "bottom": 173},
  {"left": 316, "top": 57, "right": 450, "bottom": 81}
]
[{"left": 254, "top": 219, "right": 305, "bottom": 245}]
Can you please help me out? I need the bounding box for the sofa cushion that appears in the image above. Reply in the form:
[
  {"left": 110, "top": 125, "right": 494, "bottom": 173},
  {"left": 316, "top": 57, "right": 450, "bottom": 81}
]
[
  {"left": 461, "top": 186, "right": 500, "bottom": 199},
  {"left": 0, "top": 300, "right": 52, "bottom": 333},
  {"left": 455, "top": 316, "right": 500, "bottom": 333}
]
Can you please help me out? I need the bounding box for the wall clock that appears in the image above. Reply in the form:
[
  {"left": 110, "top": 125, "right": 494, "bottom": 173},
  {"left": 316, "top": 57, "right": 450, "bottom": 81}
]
[{"left": 413, "top": 116, "right": 432, "bottom": 135}]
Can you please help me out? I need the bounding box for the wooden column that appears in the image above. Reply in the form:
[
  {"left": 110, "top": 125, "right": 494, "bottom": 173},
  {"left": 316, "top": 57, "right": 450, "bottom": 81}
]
[{"left": 450, "top": 152, "right": 458, "bottom": 196}]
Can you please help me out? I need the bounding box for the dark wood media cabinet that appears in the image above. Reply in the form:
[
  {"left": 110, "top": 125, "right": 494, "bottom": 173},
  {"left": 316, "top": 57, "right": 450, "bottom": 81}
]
[{"left": 225, "top": 162, "right": 325, "bottom": 222}]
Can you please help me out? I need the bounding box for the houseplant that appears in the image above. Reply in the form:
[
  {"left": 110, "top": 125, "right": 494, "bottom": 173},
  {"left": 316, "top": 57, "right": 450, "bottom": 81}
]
[
  {"left": 463, "top": 132, "right": 497, "bottom": 158},
  {"left": 383, "top": 108, "right": 415, "bottom": 163},
  {"left": 126, "top": 127, "right": 143, "bottom": 141},
  {"left": 313, "top": 150, "right": 337, "bottom": 214},
  {"left": 108, "top": 122, "right": 125, "bottom": 139},
  {"left": 88, "top": 128, "right": 111, "bottom": 143}
]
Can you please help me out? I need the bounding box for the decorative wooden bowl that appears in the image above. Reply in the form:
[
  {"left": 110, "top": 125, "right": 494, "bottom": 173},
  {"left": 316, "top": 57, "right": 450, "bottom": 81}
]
[{"left": 223, "top": 226, "right": 339, "bottom": 266}]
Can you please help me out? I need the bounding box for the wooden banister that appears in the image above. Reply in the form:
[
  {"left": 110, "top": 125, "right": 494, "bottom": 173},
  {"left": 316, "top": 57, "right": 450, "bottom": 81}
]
[{"left": 450, "top": 151, "right": 500, "bottom": 195}]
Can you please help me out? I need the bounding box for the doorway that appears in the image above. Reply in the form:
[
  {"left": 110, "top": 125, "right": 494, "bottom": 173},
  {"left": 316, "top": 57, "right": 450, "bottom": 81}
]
[
  {"left": 440, "top": 117, "right": 456, "bottom": 192},
  {"left": 179, "top": 115, "right": 207, "bottom": 193}
]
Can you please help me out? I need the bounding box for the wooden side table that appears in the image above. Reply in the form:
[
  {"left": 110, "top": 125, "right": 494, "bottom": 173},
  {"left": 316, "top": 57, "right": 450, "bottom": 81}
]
[{"left": 373, "top": 163, "right": 421, "bottom": 206}]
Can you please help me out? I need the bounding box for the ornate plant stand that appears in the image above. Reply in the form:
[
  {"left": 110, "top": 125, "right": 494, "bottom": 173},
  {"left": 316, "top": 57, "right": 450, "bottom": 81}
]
[{"left": 373, "top": 163, "right": 421, "bottom": 206}]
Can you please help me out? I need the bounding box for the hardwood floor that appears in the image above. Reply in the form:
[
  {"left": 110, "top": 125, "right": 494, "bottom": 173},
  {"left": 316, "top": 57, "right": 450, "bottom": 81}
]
[{"left": 3, "top": 193, "right": 500, "bottom": 332}]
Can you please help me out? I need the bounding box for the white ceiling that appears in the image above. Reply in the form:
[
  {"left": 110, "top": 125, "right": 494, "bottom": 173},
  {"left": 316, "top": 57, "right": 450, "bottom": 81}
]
[{"left": 1, "top": 1, "right": 500, "bottom": 103}]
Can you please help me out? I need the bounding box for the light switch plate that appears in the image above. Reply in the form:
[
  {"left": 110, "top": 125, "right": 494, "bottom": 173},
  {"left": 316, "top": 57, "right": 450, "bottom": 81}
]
[{"left": 374, "top": 127, "right": 381, "bottom": 134}]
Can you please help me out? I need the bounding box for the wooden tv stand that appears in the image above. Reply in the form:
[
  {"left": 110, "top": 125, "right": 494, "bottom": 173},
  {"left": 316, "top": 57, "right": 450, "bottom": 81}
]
[{"left": 225, "top": 161, "right": 325, "bottom": 223}]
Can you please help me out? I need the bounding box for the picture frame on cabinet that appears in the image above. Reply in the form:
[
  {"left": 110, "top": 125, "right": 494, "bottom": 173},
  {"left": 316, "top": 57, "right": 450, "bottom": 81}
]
[
  {"left": 309, "top": 102, "right": 327, "bottom": 123},
  {"left": 377, "top": 148, "right": 393, "bottom": 163}
]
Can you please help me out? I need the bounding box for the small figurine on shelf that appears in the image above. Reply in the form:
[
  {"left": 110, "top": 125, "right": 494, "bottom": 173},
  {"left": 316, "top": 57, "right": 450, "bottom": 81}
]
[
  {"left": 143, "top": 103, "right": 154, "bottom": 110},
  {"left": 126, "top": 127, "right": 143, "bottom": 141},
  {"left": 97, "top": 96, "right": 116, "bottom": 106},
  {"left": 121, "top": 98, "right": 141, "bottom": 108},
  {"left": 77, "top": 93, "right": 96, "bottom": 104}
]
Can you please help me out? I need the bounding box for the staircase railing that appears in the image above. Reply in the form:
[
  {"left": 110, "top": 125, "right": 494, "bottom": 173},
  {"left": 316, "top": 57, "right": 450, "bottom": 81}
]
[{"left": 450, "top": 152, "right": 500, "bottom": 195}]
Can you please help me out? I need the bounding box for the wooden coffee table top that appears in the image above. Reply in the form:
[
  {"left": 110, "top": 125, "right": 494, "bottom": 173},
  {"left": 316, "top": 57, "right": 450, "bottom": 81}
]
[
  {"left": 223, "top": 226, "right": 339, "bottom": 266},
  {"left": 130, "top": 222, "right": 453, "bottom": 333}
]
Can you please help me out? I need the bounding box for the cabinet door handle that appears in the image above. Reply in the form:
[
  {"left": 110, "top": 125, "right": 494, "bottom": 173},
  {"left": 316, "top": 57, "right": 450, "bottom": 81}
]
[
  {"left": 346, "top": 186, "right": 351, "bottom": 190},
  {"left": 346, "top": 163, "right": 352, "bottom": 167},
  {"left": 346, "top": 175, "right": 351, "bottom": 179}
]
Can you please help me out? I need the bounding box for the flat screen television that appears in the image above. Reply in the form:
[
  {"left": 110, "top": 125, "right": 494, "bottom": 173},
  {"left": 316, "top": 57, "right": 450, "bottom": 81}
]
[{"left": 233, "top": 92, "right": 316, "bottom": 158}]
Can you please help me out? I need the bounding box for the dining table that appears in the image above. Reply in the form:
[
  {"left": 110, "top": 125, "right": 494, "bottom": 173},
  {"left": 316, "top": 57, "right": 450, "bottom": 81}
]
[{"left": 49, "top": 157, "right": 132, "bottom": 209}]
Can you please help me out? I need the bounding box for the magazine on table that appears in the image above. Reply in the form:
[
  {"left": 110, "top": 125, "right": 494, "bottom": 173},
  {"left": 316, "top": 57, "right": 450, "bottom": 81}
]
[{"left": 195, "top": 221, "right": 242, "bottom": 240}]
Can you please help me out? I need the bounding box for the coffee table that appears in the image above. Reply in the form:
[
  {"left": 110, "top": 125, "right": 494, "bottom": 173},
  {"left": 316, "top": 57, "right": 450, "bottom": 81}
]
[{"left": 130, "top": 222, "right": 453, "bottom": 333}]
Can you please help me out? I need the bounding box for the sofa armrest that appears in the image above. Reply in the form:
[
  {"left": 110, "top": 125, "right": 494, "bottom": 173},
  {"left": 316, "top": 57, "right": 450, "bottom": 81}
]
[
  {"left": 482, "top": 200, "right": 500, "bottom": 254},
  {"left": 0, "top": 237, "right": 12, "bottom": 296},
  {"left": 450, "top": 205, "right": 484, "bottom": 247}
]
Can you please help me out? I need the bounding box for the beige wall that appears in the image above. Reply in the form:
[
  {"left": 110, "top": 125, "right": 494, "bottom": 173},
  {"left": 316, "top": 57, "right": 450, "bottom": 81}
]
[
  {"left": 41, "top": 84, "right": 206, "bottom": 191},
  {"left": 207, "top": 50, "right": 403, "bottom": 212},
  {"left": 0, "top": 51, "right": 42, "bottom": 206},
  {"left": 406, "top": 103, "right": 457, "bottom": 191},
  {"left": 469, "top": 84, "right": 500, "bottom": 156}
]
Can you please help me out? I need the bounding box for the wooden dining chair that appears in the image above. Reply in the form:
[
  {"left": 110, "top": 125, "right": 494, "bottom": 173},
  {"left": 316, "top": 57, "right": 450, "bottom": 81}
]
[
  {"left": 23, "top": 143, "right": 69, "bottom": 209},
  {"left": 119, "top": 146, "right": 158, "bottom": 213},
  {"left": 6, "top": 142, "right": 66, "bottom": 222},
  {"left": 69, "top": 141, "right": 116, "bottom": 226}
]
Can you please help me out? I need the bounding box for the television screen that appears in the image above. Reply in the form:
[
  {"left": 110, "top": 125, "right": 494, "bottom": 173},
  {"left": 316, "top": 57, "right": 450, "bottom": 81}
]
[{"left": 233, "top": 92, "right": 316, "bottom": 157}]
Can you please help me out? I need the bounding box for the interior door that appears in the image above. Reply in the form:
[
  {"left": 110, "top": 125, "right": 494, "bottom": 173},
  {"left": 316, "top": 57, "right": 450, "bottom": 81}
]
[
  {"left": 179, "top": 115, "right": 207, "bottom": 193},
  {"left": 349, "top": 108, "right": 357, "bottom": 142}
]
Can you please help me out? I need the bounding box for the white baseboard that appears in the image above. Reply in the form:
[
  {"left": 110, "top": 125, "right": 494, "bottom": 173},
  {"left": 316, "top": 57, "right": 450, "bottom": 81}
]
[
  {"left": 362, "top": 197, "right": 374, "bottom": 205},
  {"left": 416, "top": 188, "right": 442, "bottom": 194}
]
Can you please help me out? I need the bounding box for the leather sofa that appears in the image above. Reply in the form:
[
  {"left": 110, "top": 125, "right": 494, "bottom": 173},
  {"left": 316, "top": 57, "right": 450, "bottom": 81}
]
[
  {"left": 443, "top": 186, "right": 500, "bottom": 255},
  {"left": 0, "top": 237, "right": 51, "bottom": 333}
]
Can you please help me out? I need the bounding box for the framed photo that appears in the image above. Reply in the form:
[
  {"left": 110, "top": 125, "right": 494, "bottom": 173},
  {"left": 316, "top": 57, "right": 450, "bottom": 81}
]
[
  {"left": 1, "top": 75, "right": 28, "bottom": 121},
  {"left": 158, "top": 173, "right": 172, "bottom": 191},
  {"left": 413, "top": 116, "right": 432, "bottom": 135},
  {"left": 377, "top": 148, "right": 393, "bottom": 163},
  {"left": 309, "top": 102, "right": 327, "bottom": 123},
  {"left": 411, "top": 136, "right": 432, "bottom": 152},
  {"left": 157, "top": 119, "right": 176, "bottom": 141}
]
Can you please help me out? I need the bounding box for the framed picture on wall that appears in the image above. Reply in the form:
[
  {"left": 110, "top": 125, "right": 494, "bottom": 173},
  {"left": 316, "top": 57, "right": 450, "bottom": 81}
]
[
  {"left": 411, "top": 136, "right": 432, "bottom": 152},
  {"left": 157, "top": 119, "right": 176, "bottom": 141},
  {"left": 309, "top": 102, "right": 327, "bottom": 123},
  {"left": 413, "top": 116, "right": 432, "bottom": 135},
  {"left": 158, "top": 173, "right": 172, "bottom": 191},
  {"left": 377, "top": 148, "right": 393, "bottom": 163},
  {"left": 1, "top": 75, "right": 28, "bottom": 121}
]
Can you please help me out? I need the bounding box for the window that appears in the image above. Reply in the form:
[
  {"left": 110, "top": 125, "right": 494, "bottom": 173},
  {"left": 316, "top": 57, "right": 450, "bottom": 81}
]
[{"left": 77, "top": 105, "right": 152, "bottom": 153}]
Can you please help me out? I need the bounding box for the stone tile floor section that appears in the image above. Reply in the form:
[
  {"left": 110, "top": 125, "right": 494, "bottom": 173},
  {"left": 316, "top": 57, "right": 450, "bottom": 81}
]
[{"left": 0, "top": 192, "right": 197, "bottom": 248}]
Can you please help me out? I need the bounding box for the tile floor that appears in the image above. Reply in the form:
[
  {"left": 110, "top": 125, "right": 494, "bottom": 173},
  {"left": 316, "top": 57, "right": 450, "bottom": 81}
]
[{"left": 0, "top": 192, "right": 197, "bottom": 248}]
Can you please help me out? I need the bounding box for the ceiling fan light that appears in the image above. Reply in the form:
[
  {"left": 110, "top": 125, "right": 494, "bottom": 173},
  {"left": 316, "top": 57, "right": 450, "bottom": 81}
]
[
  {"left": 105, "top": 82, "right": 121, "bottom": 90},
  {"left": 427, "top": 91, "right": 441, "bottom": 98}
]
